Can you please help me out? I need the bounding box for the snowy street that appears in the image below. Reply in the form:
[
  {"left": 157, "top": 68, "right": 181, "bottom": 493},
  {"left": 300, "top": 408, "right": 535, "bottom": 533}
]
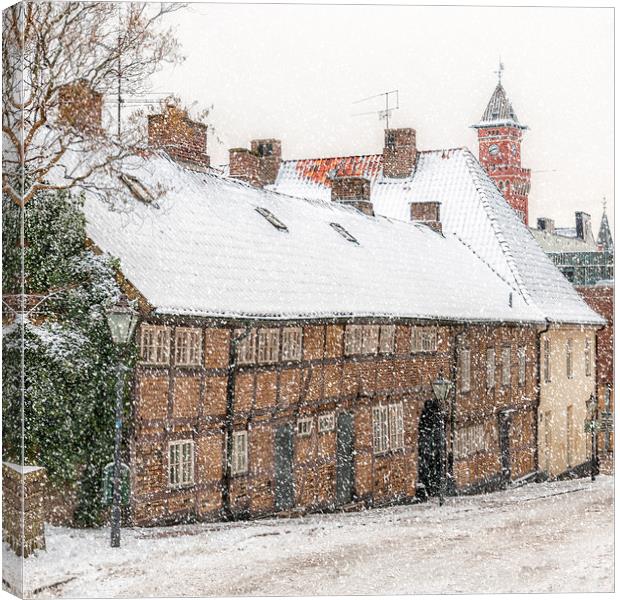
[{"left": 4, "top": 475, "right": 613, "bottom": 597}]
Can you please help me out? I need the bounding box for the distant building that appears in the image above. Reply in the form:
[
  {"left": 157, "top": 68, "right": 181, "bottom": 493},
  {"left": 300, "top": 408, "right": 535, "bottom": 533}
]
[{"left": 531, "top": 211, "right": 614, "bottom": 285}]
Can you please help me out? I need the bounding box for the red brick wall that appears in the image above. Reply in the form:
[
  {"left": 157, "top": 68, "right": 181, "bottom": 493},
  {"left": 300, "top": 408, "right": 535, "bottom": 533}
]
[
  {"left": 129, "top": 319, "right": 540, "bottom": 525},
  {"left": 477, "top": 126, "right": 531, "bottom": 224}
]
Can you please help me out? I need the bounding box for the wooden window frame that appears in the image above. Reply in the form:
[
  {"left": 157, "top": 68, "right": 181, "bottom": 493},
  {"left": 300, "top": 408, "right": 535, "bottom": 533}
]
[
  {"left": 460, "top": 348, "right": 471, "bottom": 393},
  {"left": 318, "top": 413, "right": 335, "bottom": 433},
  {"left": 361, "top": 325, "right": 380, "bottom": 355},
  {"left": 281, "top": 327, "right": 303, "bottom": 361},
  {"left": 455, "top": 423, "right": 487, "bottom": 460},
  {"left": 174, "top": 327, "right": 203, "bottom": 367},
  {"left": 297, "top": 417, "right": 313, "bottom": 437},
  {"left": 379, "top": 325, "right": 396, "bottom": 354},
  {"left": 486, "top": 347, "right": 496, "bottom": 389},
  {"left": 543, "top": 338, "right": 551, "bottom": 383},
  {"left": 585, "top": 338, "right": 592, "bottom": 377},
  {"left": 344, "top": 324, "right": 363, "bottom": 356},
  {"left": 231, "top": 431, "right": 248, "bottom": 476},
  {"left": 237, "top": 329, "right": 256, "bottom": 365},
  {"left": 501, "top": 346, "right": 511, "bottom": 387},
  {"left": 257, "top": 328, "right": 280, "bottom": 364},
  {"left": 168, "top": 439, "right": 195, "bottom": 488},
  {"left": 517, "top": 346, "right": 526, "bottom": 387},
  {"left": 388, "top": 403, "right": 405, "bottom": 450},
  {"left": 372, "top": 405, "right": 389, "bottom": 454},
  {"left": 411, "top": 327, "right": 438, "bottom": 353},
  {"left": 140, "top": 324, "right": 171, "bottom": 365}
]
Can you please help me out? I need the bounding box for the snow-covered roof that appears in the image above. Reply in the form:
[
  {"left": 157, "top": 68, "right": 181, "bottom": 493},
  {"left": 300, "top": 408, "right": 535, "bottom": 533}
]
[
  {"left": 530, "top": 228, "right": 598, "bottom": 253},
  {"left": 78, "top": 152, "right": 542, "bottom": 323},
  {"left": 270, "top": 148, "right": 604, "bottom": 326}
]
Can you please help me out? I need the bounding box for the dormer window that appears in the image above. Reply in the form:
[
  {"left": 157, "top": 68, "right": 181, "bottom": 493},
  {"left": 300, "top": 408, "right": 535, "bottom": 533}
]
[
  {"left": 120, "top": 173, "right": 156, "bottom": 204},
  {"left": 330, "top": 222, "right": 358, "bottom": 245},
  {"left": 255, "top": 207, "right": 288, "bottom": 232}
]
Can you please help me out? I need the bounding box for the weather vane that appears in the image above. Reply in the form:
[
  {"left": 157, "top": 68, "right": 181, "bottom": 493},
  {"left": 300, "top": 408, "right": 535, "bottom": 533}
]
[
  {"left": 494, "top": 58, "right": 504, "bottom": 84},
  {"left": 602, "top": 196, "right": 607, "bottom": 212}
]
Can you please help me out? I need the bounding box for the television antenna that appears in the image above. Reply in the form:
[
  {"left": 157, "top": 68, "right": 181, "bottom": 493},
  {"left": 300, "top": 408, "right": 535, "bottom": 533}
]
[
  {"left": 106, "top": 3, "right": 173, "bottom": 138},
  {"left": 352, "top": 90, "right": 399, "bottom": 130}
]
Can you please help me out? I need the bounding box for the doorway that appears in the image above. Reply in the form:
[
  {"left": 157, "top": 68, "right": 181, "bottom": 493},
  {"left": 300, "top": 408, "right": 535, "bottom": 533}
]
[
  {"left": 274, "top": 423, "right": 295, "bottom": 511},
  {"left": 417, "top": 399, "right": 443, "bottom": 498},
  {"left": 336, "top": 412, "right": 355, "bottom": 505}
]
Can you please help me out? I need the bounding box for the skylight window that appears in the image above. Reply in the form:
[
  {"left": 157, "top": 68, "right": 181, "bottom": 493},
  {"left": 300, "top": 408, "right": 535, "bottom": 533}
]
[
  {"left": 120, "top": 173, "right": 156, "bottom": 204},
  {"left": 330, "top": 222, "right": 359, "bottom": 245},
  {"left": 255, "top": 207, "right": 288, "bottom": 232}
]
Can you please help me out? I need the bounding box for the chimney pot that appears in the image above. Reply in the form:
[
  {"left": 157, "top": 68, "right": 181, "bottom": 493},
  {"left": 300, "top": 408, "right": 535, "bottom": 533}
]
[
  {"left": 410, "top": 201, "right": 442, "bottom": 234},
  {"left": 331, "top": 176, "right": 374, "bottom": 216},
  {"left": 537, "top": 217, "right": 555, "bottom": 234},
  {"left": 575, "top": 211, "right": 593, "bottom": 242},
  {"left": 383, "top": 128, "right": 417, "bottom": 178}
]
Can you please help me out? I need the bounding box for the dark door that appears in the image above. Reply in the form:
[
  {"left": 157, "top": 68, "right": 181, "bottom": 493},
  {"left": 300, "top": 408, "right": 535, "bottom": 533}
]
[
  {"left": 274, "top": 423, "right": 295, "bottom": 511},
  {"left": 417, "top": 400, "right": 443, "bottom": 498},
  {"left": 336, "top": 412, "right": 355, "bottom": 505},
  {"left": 498, "top": 411, "right": 512, "bottom": 482}
]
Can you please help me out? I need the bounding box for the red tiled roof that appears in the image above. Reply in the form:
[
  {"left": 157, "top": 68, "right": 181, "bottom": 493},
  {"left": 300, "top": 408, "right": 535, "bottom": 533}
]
[{"left": 292, "top": 154, "right": 383, "bottom": 187}]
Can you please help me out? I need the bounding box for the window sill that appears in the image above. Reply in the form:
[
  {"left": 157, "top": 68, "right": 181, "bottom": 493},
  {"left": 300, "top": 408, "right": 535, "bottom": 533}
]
[
  {"left": 373, "top": 447, "right": 405, "bottom": 457},
  {"left": 168, "top": 482, "right": 195, "bottom": 490}
]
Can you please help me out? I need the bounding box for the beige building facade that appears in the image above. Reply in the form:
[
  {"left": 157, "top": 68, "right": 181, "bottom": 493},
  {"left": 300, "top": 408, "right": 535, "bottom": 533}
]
[{"left": 538, "top": 325, "right": 598, "bottom": 477}]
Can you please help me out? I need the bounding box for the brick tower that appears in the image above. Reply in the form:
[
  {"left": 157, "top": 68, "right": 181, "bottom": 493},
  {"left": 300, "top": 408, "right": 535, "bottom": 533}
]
[{"left": 473, "top": 66, "right": 531, "bottom": 224}]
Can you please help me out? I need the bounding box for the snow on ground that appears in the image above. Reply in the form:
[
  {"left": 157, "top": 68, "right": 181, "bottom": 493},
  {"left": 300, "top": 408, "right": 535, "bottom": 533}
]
[{"left": 3, "top": 476, "right": 614, "bottom": 597}]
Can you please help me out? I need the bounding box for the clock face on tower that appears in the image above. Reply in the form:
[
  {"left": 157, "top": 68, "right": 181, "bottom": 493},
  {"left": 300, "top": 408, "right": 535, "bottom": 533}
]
[{"left": 488, "top": 144, "right": 500, "bottom": 156}]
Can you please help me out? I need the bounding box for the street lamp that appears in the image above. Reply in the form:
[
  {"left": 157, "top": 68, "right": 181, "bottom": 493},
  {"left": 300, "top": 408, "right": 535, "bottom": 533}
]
[
  {"left": 432, "top": 372, "right": 453, "bottom": 506},
  {"left": 585, "top": 393, "right": 598, "bottom": 482},
  {"left": 105, "top": 294, "right": 139, "bottom": 548}
]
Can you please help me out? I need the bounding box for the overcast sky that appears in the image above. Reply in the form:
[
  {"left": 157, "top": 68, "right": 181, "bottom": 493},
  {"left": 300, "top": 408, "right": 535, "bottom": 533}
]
[{"left": 151, "top": 3, "right": 614, "bottom": 234}]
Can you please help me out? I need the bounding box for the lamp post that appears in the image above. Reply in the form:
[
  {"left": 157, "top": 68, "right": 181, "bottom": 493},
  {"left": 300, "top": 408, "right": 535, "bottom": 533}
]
[
  {"left": 585, "top": 394, "right": 598, "bottom": 482},
  {"left": 432, "top": 372, "right": 453, "bottom": 506},
  {"left": 105, "top": 294, "right": 139, "bottom": 548}
]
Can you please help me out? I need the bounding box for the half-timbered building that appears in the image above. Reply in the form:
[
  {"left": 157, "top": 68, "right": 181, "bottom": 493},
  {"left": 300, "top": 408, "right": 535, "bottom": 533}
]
[{"left": 71, "top": 106, "right": 550, "bottom": 524}]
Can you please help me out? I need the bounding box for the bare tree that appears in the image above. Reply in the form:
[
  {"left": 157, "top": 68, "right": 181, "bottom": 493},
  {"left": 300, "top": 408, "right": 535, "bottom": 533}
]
[{"left": 2, "top": 2, "right": 185, "bottom": 206}]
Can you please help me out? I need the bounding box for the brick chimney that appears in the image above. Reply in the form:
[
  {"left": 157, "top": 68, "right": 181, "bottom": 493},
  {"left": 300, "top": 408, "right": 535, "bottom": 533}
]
[
  {"left": 537, "top": 217, "right": 555, "bottom": 234},
  {"left": 383, "top": 128, "right": 417, "bottom": 178},
  {"left": 229, "top": 139, "right": 282, "bottom": 188},
  {"left": 410, "top": 201, "right": 442, "bottom": 234},
  {"left": 331, "top": 176, "right": 374, "bottom": 216},
  {"left": 575, "top": 211, "right": 593, "bottom": 242},
  {"left": 57, "top": 80, "right": 103, "bottom": 133},
  {"left": 148, "top": 105, "right": 210, "bottom": 170}
]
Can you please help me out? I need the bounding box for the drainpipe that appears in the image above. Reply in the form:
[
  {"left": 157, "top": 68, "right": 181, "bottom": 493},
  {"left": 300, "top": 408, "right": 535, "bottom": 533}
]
[{"left": 222, "top": 326, "right": 252, "bottom": 520}]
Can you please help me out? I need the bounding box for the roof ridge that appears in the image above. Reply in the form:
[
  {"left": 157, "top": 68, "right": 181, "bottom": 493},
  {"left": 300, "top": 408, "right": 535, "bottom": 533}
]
[{"left": 281, "top": 147, "right": 469, "bottom": 164}]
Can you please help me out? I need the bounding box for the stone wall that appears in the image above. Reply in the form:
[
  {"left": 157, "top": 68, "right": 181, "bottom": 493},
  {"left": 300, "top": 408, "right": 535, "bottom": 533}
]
[{"left": 2, "top": 463, "right": 47, "bottom": 557}]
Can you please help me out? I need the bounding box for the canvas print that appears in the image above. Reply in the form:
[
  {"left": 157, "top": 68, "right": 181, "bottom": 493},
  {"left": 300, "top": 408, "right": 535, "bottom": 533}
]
[{"left": 1, "top": 1, "right": 614, "bottom": 597}]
